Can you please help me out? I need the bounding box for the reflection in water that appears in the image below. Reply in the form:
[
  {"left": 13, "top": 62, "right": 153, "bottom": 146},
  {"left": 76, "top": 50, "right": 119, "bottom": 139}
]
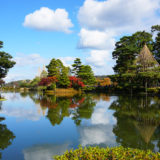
[
  {"left": 0, "top": 101, "right": 15, "bottom": 159},
  {"left": 23, "top": 142, "right": 71, "bottom": 160},
  {"left": 30, "top": 93, "right": 97, "bottom": 126},
  {"left": 2, "top": 92, "right": 160, "bottom": 159},
  {"left": 79, "top": 124, "right": 116, "bottom": 147},
  {"left": 110, "top": 95, "right": 160, "bottom": 151}
]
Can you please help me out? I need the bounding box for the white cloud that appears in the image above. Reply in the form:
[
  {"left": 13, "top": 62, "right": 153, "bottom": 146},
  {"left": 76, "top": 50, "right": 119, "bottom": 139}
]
[
  {"left": 86, "top": 50, "right": 112, "bottom": 67},
  {"left": 59, "top": 56, "right": 75, "bottom": 67},
  {"left": 4, "top": 53, "right": 49, "bottom": 82},
  {"left": 23, "top": 7, "right": 73, "bottom": 33},
  {"left": 78, "top": 28, "right": 116, "bottom": 49},
  {"left": 78, "top": 0, "right": 160, "bottom": 32},
  {"left": 85, "top": 50, "right": 115, "bottom": 75},
  {"left": 14, "top": 53, "right": 49, "bottom": 67},
  {"left": 78, "top": 0, "right": 160, "bottom": 75}
]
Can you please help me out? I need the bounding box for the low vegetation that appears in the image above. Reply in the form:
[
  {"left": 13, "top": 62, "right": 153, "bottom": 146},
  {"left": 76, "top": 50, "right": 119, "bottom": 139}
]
[{"left": 54, "top": 146, "right": 160, "bottom": 160}]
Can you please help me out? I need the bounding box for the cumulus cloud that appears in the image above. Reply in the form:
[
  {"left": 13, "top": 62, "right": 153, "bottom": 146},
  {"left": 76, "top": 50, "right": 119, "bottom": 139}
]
[
  {"left": 78, "top": 0, "right": 160, "bottom": 32},
  {"left": 14, "top": 53, "right": 49, "bottom": 67},
  {"left": 77, "top": 0, "right": 160, "bottom": 75},
  {"left": 4, "top": 53, "right": 49, "bottom": 82},
  {"left": 78, "top": 28, "right": 116, "bottom": 49},
  {"left": 23, "top": 7, "right": 73, "bottom": 33},
  {"left": 58, "top": 56, "right": 75, "bottom": 67},
  {"left": 85, "top": 50, "right": 115, "bottom": 75},
  {"left": 86, "top": 50, "right": 112, "bottom": 67}
]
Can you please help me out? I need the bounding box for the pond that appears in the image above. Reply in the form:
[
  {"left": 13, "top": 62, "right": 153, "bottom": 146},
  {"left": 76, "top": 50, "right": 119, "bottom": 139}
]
[{"left": 0, "top": 92, "right": 160, "bottom": 160}]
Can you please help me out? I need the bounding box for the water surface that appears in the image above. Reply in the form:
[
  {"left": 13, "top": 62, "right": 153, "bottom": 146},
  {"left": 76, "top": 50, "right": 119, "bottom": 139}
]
[{"left": 0, "top": 92, "right": 160, "bottom": 160}]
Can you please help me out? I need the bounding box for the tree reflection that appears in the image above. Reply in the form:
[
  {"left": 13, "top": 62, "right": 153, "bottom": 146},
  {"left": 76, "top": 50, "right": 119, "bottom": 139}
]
[
  {"left": 0, "top": 118, "right": 15, "bottom": 159},
  {"left": 110, "top": 95, "right": 160, "bottom": 151},
  {"left": 30, "top": 93, "right": 97, "bottom": 126}
]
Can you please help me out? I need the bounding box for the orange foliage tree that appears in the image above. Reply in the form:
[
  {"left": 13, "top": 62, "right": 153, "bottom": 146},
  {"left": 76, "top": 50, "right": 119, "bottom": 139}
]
[{"left": 97, "top": 78, "right": 111, "bottom": 87}]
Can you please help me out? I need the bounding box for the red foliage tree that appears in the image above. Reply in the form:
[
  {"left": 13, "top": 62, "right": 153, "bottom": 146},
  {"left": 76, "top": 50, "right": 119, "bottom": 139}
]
[
  {"left": 39, "top": 76, "right": 57, "bottom": 86},
  {"left": 69, "top": 76, "right": 85, "bottom": 89}
]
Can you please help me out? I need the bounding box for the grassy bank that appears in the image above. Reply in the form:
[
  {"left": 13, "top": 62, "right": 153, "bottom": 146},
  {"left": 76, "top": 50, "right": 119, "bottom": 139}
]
[
  {"left": 54, "top": 146, "right": 160, "bottom": 160},
  {"left": 45, "top": 88, "right": 81, "bottom": 97}
]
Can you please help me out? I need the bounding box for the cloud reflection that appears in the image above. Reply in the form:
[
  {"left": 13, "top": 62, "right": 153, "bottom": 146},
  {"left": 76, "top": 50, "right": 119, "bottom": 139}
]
[{"left": 23, "top": 143, "right": 71, "bottom": 160}]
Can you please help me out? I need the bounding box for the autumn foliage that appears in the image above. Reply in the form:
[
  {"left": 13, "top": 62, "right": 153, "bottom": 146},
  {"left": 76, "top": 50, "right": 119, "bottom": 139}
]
[
  {"left": 69, "top": 76, "right": 85, "bottom": 89},
  {"left": 39, "top": 76, "right": 57, "bottom": 86},
  {"left": 97, "top": 78, "right": 111, "bottom": 87}
]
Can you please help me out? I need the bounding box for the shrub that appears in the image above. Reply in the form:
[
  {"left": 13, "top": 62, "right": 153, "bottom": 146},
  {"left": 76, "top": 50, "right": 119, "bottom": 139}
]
[
  {"left": 54, "top": 146, "right": 160, "bottom": 160},
  {"left": 39, "top": 76, "right": 57, "bottom": 87},
  {"left": 69, "top": 76, "right": 85, "bottom": 89}
]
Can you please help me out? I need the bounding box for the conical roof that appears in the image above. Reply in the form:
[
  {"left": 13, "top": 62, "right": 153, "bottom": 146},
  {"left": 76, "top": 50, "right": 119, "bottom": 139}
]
[{"left": 136, "top": 44, "right": 159, "bottom": 71}]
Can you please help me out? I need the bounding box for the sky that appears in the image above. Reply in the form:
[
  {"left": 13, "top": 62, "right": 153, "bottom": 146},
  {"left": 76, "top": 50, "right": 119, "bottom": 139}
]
[{"left": 0, "top": 0, "right": 160, "bottom": 82}]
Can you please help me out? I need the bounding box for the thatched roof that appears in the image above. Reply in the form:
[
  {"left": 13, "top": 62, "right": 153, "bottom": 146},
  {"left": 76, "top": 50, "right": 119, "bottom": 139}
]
[{"left": 136, "top": 44, "right": 159, "bottom": 71}]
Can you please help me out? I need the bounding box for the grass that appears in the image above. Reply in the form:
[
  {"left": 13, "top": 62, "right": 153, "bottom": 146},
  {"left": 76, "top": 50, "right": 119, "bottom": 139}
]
[{"left": 45, "top": 88, "right": 81, "bottom": 97}]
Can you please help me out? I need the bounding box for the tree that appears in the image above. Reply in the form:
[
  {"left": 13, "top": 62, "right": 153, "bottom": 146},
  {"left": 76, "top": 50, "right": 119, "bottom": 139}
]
[
  {"left": 46, "top": 59, "right": 63, "bottom": 78},
  {"left": 0, "top": 41, "right": 16, "bottom": 79},
  {"left": 69, "top": 76, "right": 85, "bottom": 89},
  {"left": 113, "top": 31, "right": 153, "bottom": 74},
  {"left": 72, "top": 58, "right": 82, "bottom": 76},
  {"left": 46, "top": 59, "right": 70, "bottom": 88},
  {"left": 78, "top": 65, "right": 96, "bottom": 86},
  {"left": 58, "top": 67, "right": 70, "bottom": 88},
  {"left": 151, "top": 25, "right": 160, "bottom": 63}
]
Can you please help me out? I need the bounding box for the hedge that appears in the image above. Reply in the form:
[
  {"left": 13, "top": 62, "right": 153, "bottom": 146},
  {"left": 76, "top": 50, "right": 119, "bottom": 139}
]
[{"left": 54, "top": 146, "right": 160, "bottom": 160}]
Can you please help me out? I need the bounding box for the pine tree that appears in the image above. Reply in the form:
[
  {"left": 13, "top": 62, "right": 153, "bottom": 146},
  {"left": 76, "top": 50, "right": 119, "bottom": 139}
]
[
  {"left": 58, "top": 67, "right": 70, "bottom": 88},
  {"left": 78, "top": 65, "right": 96, "bottom": 86},
  {"left": 72, "top": 58, "right": 82, "bottom": 76}
]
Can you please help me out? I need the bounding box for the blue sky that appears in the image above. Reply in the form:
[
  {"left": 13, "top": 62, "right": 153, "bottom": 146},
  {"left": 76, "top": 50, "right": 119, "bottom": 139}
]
[{"left": 1, "top": 0, "right": 160, "bottom": 82}]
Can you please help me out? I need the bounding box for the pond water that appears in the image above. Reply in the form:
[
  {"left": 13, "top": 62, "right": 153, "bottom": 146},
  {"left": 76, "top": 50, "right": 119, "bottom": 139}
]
[{"left": 0, "top": 92, "right": 160, "bottom": 160}]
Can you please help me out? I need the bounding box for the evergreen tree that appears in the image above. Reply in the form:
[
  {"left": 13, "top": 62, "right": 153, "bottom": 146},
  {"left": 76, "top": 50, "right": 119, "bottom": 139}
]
[
  {"left": 58, "top": 67, "right": 70, "bottom": 88},
  {"left": 78, "top": 65, "right": 96, "bottom": 86},
  {"left": 0, "top": 41, "right": 16, "bottom": 79},
  {"left": 46, "top": 59, "right": 63, "bottom": 78},
  {"left": 112, "top": 31, "right": 153, "bottom": 74},
  {"left": 151, "top": 25, "right": 160, "bottom": 63},
  {"left": 72, "top": 58, "right": 82, "bottom": 76}
]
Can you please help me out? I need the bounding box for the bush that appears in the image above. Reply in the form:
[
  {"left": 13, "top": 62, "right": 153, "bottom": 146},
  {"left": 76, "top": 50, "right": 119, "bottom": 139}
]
[{"left": 54, "top": 146, "right": 160, "bottom": 160}]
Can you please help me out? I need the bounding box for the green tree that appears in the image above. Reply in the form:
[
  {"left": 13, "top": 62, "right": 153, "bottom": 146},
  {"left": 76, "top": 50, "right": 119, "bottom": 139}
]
[
  {"left": 151, "top": 25, "right": 160, "bottom": 63},
  {"left": 72, "top": 58, "right": 82, "bottom": 76},
  {"left": 78, "top": 65, "right": 96, "bottom": 86},
  {"left": 58, "top": 67, "right": 70, "bottom": 88},
  {"left": 29, "top": 77, "right": 40, "bottom": 89},
  {"left": 46, "top": 59, "right": 71, "bottom": 88},
  {"left": 0, "top": 41, "right": 16, "bottom": 79},
  {"left": 46, "top": 59, "right": 63, "bottom": 78},
  {"left": 113, "top": 31, "right": 153, "bottom": 74}
]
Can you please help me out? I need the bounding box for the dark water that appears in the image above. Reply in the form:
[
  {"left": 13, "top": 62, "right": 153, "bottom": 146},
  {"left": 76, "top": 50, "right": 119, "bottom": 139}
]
[{"left": 0, "top": 92, "right": 160, "bottom": 160}]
